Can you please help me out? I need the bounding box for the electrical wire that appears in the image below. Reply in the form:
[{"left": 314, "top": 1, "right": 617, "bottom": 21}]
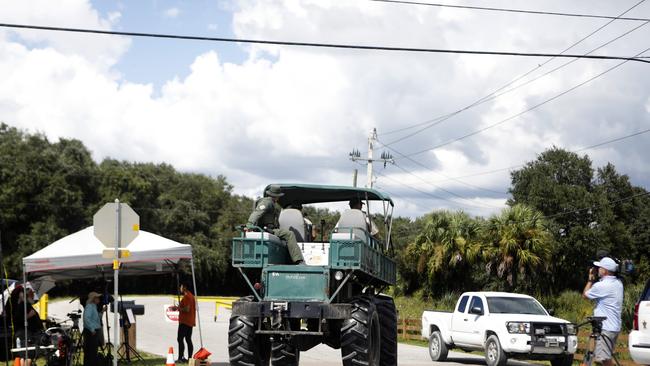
[
  {"left": 393, "top": 163, "right": 503, "bottom": 207},
  {"left": 377, "top": 136, "right": 507, "bottom": 195},
  {"left": 378, "top": 177, "right": 650, "bottom": 223},
  {"left": 379, "top": 0, "right": 648, "bottom": 139},
  {"left": 0, "top": 23, "right": 648, "bottom": 63},
  {"left": 397, "top": 45, "right": 650, "bottom": 159},
  {"left": 543, "top": 191, "right": 650, "bottom": 220},
  {"left": 370, "top": 0, "right": 650, "bottom": 22},
  {"left": 389, "top": 127, "right": 650, "bottom": 186}
]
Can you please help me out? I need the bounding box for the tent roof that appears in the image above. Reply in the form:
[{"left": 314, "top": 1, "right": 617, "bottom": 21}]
[{"left": 23, "top": 227, "right": 192, "bottom": 281}]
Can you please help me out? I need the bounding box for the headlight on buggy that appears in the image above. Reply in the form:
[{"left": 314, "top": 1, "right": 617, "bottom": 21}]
[
  {"left": 506, "top": 322, "right": 530, "bottom": 334},
  {"left": 565, "top": 323, "right": 577, "bottom": 335}
]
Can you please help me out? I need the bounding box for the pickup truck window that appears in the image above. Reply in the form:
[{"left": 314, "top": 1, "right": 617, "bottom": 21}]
[
  {"left": 469, "top": 296, "right": 484, "bottom": 313},
  {"left": 486, "top": 297, "right": 547, "bottom": 315},
  {"left": 457, "top": 295, "right": 469, "bottom": 313}
]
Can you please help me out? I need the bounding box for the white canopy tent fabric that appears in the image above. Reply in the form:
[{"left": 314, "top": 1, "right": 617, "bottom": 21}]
[
  {"left": 17, "top": 226, "right": 204, "bottom": 358},
  {"left": 23, "top": 226, "right": 192, "bottom": 280}
]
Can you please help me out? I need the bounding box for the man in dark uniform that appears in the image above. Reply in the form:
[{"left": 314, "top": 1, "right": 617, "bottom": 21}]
[{"left": 247, "top": 185, "right": 305, "bottom": 264}]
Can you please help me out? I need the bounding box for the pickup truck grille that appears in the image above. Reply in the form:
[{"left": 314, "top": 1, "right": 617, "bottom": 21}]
[{"left": 532, "top": 323, "right": 564, "bottom": 335}]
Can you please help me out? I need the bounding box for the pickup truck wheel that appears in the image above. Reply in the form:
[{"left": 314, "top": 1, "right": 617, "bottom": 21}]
[
  {"left": 374, "top": 295, "right": 398, "bottom": 366},
  {"left": 271, "top": 340, "right": 300, "bottom": 366},
  {"left": 485, "top": 335, "right": 507, "bottom": 366},
  {"left": 550, "top": 354, "right": 573, "bottom": 366},
  {"left": 341, "top": 296, "right": 381, "bottom": 366},
  {"left": 428, "top": 331, "right": 448, "bottom": 361}
]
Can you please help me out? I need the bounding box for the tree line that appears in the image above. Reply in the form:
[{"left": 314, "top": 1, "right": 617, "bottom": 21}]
[
  {"left": 395, "top": 148, "right": 650, "bottom": 297},
  {"left": 1, "top": 124, "right": 648, "bottom": 297},
  {"left": 0, "top": 123, "right": 252, "bottom": 294}
]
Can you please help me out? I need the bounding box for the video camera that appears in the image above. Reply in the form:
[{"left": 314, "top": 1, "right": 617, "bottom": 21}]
[
  {"left": 66, "top": 310, "right": 81, "bottom": 320},
  {"left": 590, "top": 249, "right": 634, "bottom": 276},
  {"left": 586, "top": 316, "right": 606, "bottom": 334}
]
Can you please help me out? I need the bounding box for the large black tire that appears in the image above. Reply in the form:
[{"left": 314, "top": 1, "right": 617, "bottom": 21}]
[
  {"left": 228, "top": 298, "right": 270, "bottom": 366},
  {"left": 341, "top": 296, "right": 381, "bottom": 366},
  {"left": 484, "top": 335, "right": 507, "bottom": 366},
  {"left": 271, "top": 340, "right": 300, "bottom": 366},
  {"left": 428, "top": 330, "right": 448, "bottom": 361},
  {"left": 551, "top": 354, "right": 574, "bottom": 366},
  {"left": 374, "top": 295, "right": 397, "bottom": 366}
]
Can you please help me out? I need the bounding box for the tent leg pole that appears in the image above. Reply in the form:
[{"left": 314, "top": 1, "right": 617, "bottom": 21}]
[
  {"left": 22, "top": 264, "right": 27, "bottom": 363},
  {"left": 190, "top": 259, "right": 203, "bottom": 349}
]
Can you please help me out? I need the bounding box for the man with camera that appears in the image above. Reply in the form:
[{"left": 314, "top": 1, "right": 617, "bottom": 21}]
[{"left": 582, "top": 257, "right": 624, "bottom": 366}]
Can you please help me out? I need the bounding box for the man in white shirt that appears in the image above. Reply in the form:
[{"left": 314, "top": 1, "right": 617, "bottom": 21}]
[
  {"left": 348, "top": 198, "right": 379, "bottom": 236},
  {"left": 582, "top": 257, "right": 624, "bottom": 366}
]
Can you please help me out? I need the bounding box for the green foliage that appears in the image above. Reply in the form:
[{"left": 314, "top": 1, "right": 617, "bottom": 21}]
[
  {"left": 508, "top": 147, "right": 650, "bottom": 292},
  {"left": 483, "top": 204, "right": 553, "bottom": 292},
  {"left": 0, "top": 123, "right": 251, "bottom": 294}
]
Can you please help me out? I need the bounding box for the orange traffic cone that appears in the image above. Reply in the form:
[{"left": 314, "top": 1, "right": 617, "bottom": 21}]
[
  {"left": 13, "top": 357, "right": 21, "bottom": 366},
  {"left": 166, "top": 346, "right": 176, "bottom": 366}
]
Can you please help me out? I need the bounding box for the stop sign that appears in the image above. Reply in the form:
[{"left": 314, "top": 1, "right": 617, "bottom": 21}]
[{"left": 93, "top": 201, "right": 140, "bottom": 248}]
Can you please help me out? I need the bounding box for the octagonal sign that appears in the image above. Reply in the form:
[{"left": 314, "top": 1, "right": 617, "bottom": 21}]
[{"left": 93, "top": 202, "right": 140, "bottom": 248}]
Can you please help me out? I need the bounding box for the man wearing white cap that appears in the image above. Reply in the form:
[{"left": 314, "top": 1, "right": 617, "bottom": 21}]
[{"left": 582, "top": 257, "right": 624, "bottom": 366}]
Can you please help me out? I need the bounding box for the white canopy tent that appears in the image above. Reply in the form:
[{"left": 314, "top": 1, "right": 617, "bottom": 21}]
[
  {"left": 17, "top": 226, "right": 203, "bottom": 359},
  {"left": 23, "top": 226, "right": 193, "bottom": 280}
]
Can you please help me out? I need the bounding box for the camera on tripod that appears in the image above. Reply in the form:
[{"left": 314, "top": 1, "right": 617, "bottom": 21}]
[
  {"left": 66, "top": 310, "right": 81, "bottom": 320},
  {"left": 586, "top": 316, "right": 606, "bottom": 334}
]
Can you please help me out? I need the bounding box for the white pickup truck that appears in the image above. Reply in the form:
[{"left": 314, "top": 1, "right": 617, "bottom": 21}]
[
  {"left": 421, "top": 292, "right": 578, "bottom": 366},
  {"left": 630, "top": 278, "right": 650, "bottom": 365}
]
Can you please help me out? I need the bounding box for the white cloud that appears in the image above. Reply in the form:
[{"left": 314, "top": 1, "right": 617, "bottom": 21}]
[
  {"left": 164, "top": 7, "right": 180, "bottom": 19},
  {"left": 207, "top": 23, "right": 218, "bottom": 31},
  {"left": 0, "top": 0, "right": 130, "bottom": 69},
  {"left": 1, "top": 0, "right": 649, "bottom": 219}
]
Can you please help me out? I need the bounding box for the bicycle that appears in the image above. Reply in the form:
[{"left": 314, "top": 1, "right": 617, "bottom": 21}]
[{"left": 577, "top": 316, "right": 620, "bottom": 366}]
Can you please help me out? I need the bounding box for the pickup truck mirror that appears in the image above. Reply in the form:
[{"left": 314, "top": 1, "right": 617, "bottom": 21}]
[
  {"left": 469, "top": 306, "right": 483, "bottom": 315},
  {"left": 547, "top": 308, "right": 555, "bottom": 316}
]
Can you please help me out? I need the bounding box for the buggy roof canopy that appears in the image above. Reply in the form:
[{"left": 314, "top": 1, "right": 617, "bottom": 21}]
[
  {"left": 23, "top": 226, "right": 192, "bottom": 281},
  {"left": 267, "top": 183, "right": 394, "bottom": 207}
]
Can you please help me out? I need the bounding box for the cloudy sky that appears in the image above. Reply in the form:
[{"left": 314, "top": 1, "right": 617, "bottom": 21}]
[{"left": 1, "top": 0, "right": 649, "bottom": 218}]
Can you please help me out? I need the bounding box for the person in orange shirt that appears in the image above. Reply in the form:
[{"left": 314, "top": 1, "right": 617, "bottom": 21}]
[{"left": 174, "top": 283, "right": 196, "bottom": 363}]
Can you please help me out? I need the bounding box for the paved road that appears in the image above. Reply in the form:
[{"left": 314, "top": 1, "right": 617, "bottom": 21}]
[{"left": 48, "top": 296, "right": 535, "bottom": 366}]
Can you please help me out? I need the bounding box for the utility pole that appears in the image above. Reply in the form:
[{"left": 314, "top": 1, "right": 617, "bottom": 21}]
[{"left": 349, "top": 128, "right": 394, "bottom": 189}]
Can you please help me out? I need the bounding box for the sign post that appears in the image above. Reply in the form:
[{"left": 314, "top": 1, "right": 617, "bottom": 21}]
[{"left": 93, "top": 200, "right": 139, "bottom": 366}]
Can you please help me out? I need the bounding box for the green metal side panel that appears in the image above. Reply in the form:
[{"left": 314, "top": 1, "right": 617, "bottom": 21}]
[
  {"left": 232, "top": 237, "right": 289, "bottom": 268},
  {"left": 329, "top": 239, "right": 396, "bottom": 285},
  {"left": 263, "top": 265, "right": 329, "bottom": 301}
]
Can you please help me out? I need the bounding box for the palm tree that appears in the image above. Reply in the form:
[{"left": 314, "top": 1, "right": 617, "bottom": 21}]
[
  {"left": 482, "top": 204, "right": 553, "bottom": 291},
  {"left": 413, "top": 211, "right": 483, "bottom": 293}
]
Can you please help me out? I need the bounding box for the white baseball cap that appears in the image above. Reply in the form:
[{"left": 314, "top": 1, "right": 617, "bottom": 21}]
[{"left": 594, "top": 257, "right": 618, "bottom": 272}]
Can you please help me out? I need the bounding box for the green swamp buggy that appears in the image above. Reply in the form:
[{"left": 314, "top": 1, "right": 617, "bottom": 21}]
[{"left": 229, "top": 184, "right": 398, "bottom": 366}]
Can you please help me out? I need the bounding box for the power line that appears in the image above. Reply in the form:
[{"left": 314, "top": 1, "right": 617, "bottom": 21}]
[
  {"left": 377, "top": 137, "right": 507, "bottom": 195},
  {"left": 376, "top": 170, "right": 498, "bottom": 211},
  {"left": 379, "top": 0, "right": 648, "bottom": 139},
  {"left": 397, "top": 45, "right": 650, "bottom": 159},
  {"left": 371, "top": 0, "right": 650, "bottom": 22},
  {"left": 0, "top": 23, "right": 649, "bottom": 63},
  {"left": 543, "top": 191, "right": 650, "bottom": 220},
  {"left": 393, "top": 163, "right": 502, "bottom": 208},
  {"left": 397, "top": 127, "right": 650, "bottom": 186}
]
